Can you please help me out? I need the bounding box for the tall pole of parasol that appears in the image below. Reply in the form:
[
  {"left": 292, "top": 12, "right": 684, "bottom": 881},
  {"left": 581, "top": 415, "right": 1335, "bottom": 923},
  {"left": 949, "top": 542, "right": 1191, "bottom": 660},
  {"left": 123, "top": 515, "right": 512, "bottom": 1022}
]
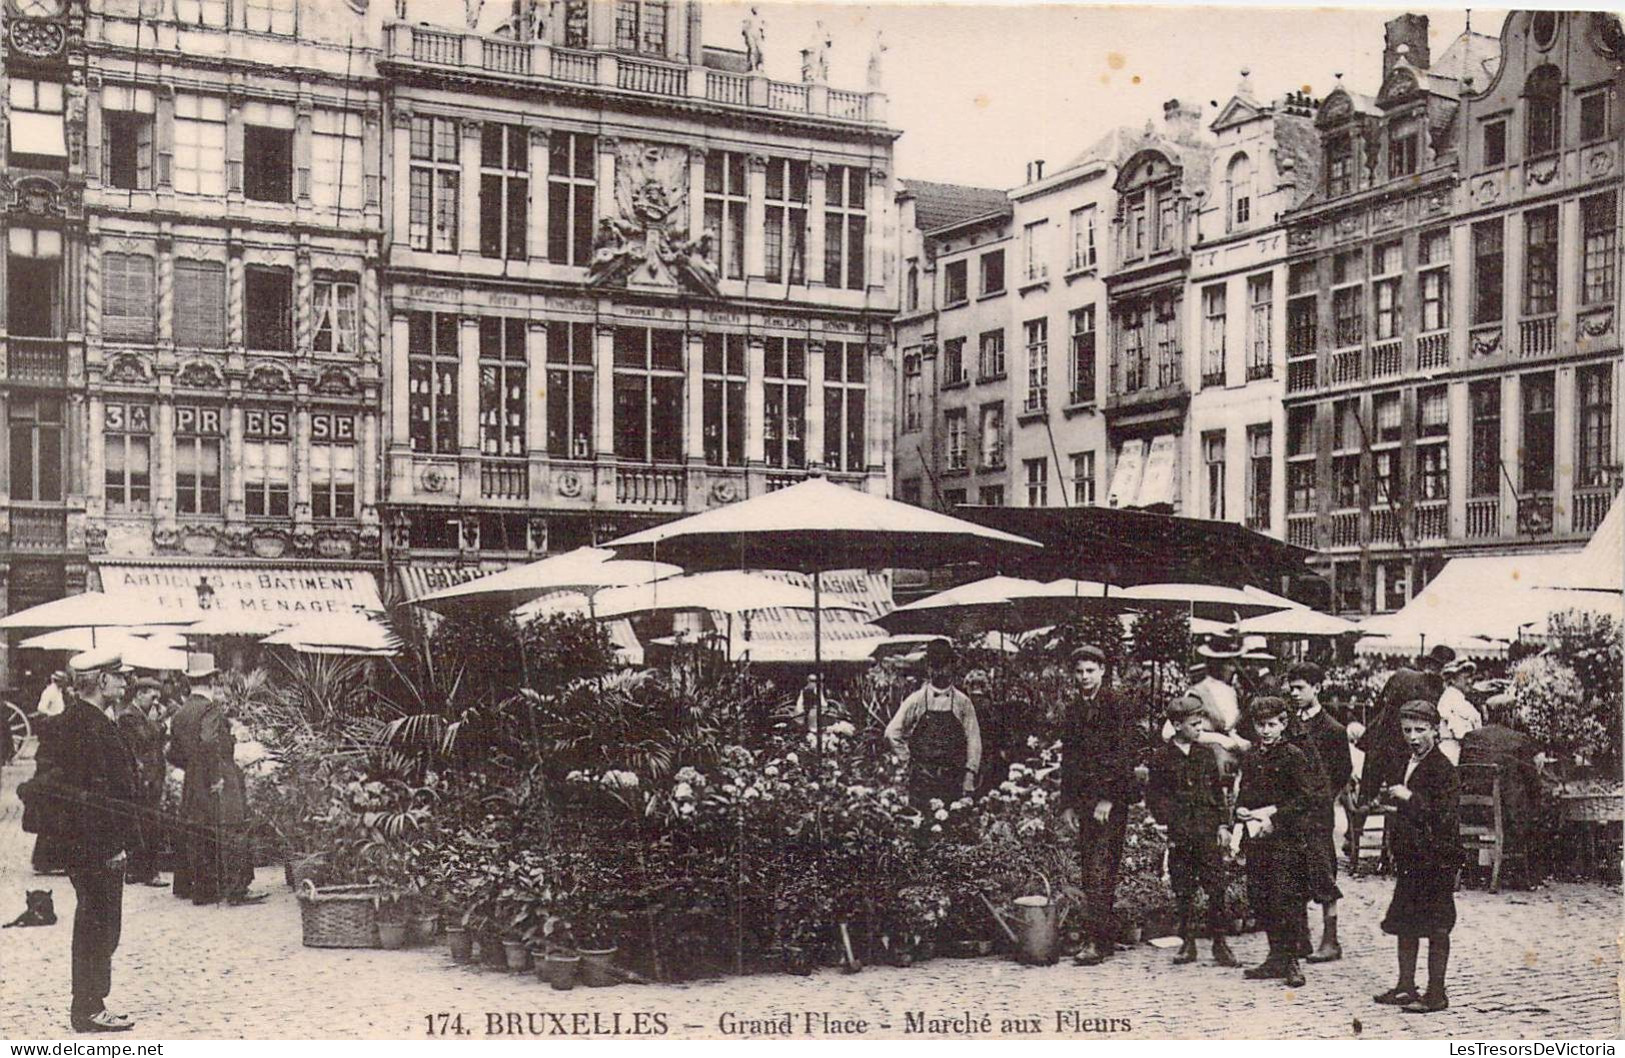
[{"left": 812, "top": 570, "right": 823, "bottom": 763}]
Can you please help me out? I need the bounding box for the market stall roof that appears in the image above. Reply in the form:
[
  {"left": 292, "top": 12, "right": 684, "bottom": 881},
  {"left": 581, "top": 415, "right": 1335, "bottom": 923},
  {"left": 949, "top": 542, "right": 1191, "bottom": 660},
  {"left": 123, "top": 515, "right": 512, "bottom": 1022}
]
[
  {"left": 952, "top": 505, "right": 1313, "bottom": 593},
  {"left": 1237, "top": 608, "right": 1368, "bottom": 638},
  {"left": 0, "top": 591, "right": 196, "bottom": 631},
  {"left": 1356, "top": 552, "right": 1623, "bottom": 658},
  {"left": 261, "top": 613, "right": 401, "bottom": 656},
  {"left": 93, "top": 562, "right": 384, "bottom": 625},
  {"left": 18, "top": 626, "right": 187, "bottom": 651},
  {"left": 412, "top": 548, "right": 681, "bottom": 614}
]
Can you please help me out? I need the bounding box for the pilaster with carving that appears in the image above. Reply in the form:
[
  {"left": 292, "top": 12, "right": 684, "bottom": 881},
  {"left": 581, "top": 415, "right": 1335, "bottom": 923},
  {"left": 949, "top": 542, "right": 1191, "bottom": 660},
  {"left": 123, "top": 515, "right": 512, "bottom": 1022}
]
[
  {"left": 805, "top": 340, "right": 826, "bottom": 469},
  {"left": 155, "top": 228, "right": 175, "bottom": 344},
  {"left": 807, "top": 163, "right": 828, "bottom": 287},
  {"left": 84, "top": 229, "right": 102, "bottom": 342},
  {"left": 226, "top": 239, "right": 246, "bottom": 346},
  {"left": 745, "top": 154, "right": 769, "bottom": 279},
  {"left": 294, "top": 239, "right": 313, "bottom": 355},
  {"left": 360, "top": 251, "right": 380, "bottom": 366}
]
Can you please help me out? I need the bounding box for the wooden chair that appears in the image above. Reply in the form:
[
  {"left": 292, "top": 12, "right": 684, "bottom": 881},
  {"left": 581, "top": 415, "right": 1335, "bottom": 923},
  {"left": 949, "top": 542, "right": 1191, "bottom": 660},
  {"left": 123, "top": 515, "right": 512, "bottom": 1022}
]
[{"left": 1459, "top": 762, "right": 1514, "bottom": 893}]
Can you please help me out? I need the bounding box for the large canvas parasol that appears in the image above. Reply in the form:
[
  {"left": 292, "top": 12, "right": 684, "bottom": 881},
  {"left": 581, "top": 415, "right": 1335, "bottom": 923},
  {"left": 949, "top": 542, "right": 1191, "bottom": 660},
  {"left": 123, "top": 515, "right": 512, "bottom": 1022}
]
[{"left": 412, "top": 547, "right": 681, "bottom": 615}]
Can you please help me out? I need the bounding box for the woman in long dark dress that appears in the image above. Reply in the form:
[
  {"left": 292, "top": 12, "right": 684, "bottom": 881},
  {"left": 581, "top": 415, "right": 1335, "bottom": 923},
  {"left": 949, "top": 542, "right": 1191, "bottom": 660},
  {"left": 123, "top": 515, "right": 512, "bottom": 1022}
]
[{"left": 1373, "top": 698, "right": 1461, "bottom": 1014}]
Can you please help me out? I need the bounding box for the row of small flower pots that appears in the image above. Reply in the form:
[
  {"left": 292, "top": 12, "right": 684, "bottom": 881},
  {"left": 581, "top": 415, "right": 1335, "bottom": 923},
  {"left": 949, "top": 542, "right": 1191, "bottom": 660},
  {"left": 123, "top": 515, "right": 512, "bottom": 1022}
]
[{"left": 442, "top": 927, "right": 620, "bottom": 990}]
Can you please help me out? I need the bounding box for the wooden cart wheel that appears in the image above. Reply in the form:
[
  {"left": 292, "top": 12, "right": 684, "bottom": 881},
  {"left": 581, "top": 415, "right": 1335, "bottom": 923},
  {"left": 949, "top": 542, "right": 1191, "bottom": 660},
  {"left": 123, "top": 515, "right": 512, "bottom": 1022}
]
[{"left": 4, "top": 701, "right": 33, "bottom": 762}]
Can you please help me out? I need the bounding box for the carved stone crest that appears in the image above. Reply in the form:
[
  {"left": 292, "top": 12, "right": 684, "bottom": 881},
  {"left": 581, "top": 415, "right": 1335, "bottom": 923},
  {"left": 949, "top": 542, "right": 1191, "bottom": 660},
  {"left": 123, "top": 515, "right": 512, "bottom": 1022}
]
[
  {"left": 586, "top": 142, "right": 719, "bottom": 296},
  {"left": 1580, "top": 308, "right": 1615, "bottom": 339},
  {"left": 315, "top": 366, "right": 360, "bottom": 396},
  {"left": 1473, "top": 178, "right": 1500, "bottom": 206},
  {"left": 710, "top": 478, "right": 739, "bottom": 505},
  {"left": 1470, "top": 329, "right": 1503, "bottom": 358},
  {"left": 105, "top": 353, "right": 152, "bottom": 385},
  {"left": 176, "top": 360, "right": 225, "bottom": 389},
  {"left": 4, "top": 175, "right": 67, "bottom": 217},
  {"left": 247, "top": 363, "right": 292, "bottom": 393},
  {"left": 1526, "top": 157, "right": 1559, "bottom": 186},
  {"left": 10, "top": 19, "right": 65, "bottom": 58},
  {"left": 85, "top": 525, "right": 108, "bottom": 554},
  {"left": 419, "top": 463, "right": 453, "bottom": 494},
  {"left": 556, "top": 469, "right": 583, "bottom": 498},
  {"left": 1584, "top": 146, "right": 1616, "bottom": 179}
]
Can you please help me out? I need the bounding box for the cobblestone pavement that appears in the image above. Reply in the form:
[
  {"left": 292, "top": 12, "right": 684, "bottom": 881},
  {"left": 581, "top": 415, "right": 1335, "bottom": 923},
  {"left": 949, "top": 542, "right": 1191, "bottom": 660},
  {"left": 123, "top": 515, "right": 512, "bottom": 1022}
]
[{"left": 1, "top": 759, "right": 1619, "bottom": 1041}]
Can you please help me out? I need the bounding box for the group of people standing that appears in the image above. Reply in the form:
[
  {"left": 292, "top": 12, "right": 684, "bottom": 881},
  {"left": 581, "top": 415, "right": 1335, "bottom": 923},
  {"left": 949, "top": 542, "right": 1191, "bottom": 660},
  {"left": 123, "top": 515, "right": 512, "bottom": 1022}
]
[
  {"left": 883, "top": 632, "right": 1472, "bottom": 1014},
  {"left": 19, "top": 649, "right": 264, "bottom": 1033}
]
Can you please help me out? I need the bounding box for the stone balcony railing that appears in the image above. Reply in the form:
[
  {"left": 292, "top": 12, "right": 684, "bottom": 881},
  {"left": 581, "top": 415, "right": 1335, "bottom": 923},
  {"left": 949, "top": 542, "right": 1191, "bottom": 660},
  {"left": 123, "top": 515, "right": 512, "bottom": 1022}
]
[
  {"left": 386, "top": 22, "right": 889, "bottom": 124},
  {"left": 1369, "top": 338, "right": 1402, "bottom": 379},
  {"left": 1286, "top": 513, "right": 1316, "bottom": 549},
  {"left": 1416, "top": 330, "right": 1450, "bottom": 371},
  {"left": 1286, "top": 357, "right": 1317, "bottom": 395},
  {"left": 1573, "top": 468, "right": 1621, "bottom": 534},
  {"left": 10, "top": 506, "right": 68, "bottom": 552},
  {"left": 1519, "top": 315, "right": 1558, "bottom": 359},
  {"left": 1414, "top": 498, "right": 1448, "bottom": 542},
  {"left": 6, "top": 337, "right": 69, "bottom": 385},
  {"left": 1465, "top": 496, "right": 1500, "bottom": 538}
]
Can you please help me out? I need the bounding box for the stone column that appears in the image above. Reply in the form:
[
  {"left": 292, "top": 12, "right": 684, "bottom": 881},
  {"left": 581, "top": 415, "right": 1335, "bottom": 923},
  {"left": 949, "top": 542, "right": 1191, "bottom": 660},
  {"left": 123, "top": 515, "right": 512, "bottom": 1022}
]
[
  {"left": 293, "top": 389, "right": 313, "bottom": 525},
  {"left": 360, "top": 397, "right": 380, "bottom": 511},
  {"left": 688, "top": 147, "right": 706, "bottom": 242},
  {"left": 84, "top": 230, "right": 102, "bottom": 343},
  {"left": 226, "top": 403, "right": 246, "bottom": 520},
  {"left": 684, "top": 331, "right": 705, "bottom": 461},
  {"left": 156, "top": 231, "right": 174, "bottom": 343},
  {"left": 360, "top": 253, "right": 381, "bottom": 368},
  {"left": 155, "top": 85, "right": 176, "bottom": 191},
  {"left": 807, "top": 162, "right": 827, "bottom": 288},
  {"left": 227, "top": 240, "right": 246, "bottom": 346},
  {"left": 390, "top": 108, "right": 414, "bottom": 251},
  {"left": 526, "top": 320, "right": 548, "bottom": 454},
  {"left": 866, "top": 341, "right": 887, "bottom": 473},
  {"left": 530, "top": 128, "right": 550, "bottom": 261},
  {"left": 1499, "top": 373, "right": 1519, "bottom": 538},
  {"left": 86, "top": 392, "right": 105, "bottom": 512},
  {"left": 363, "top": 107, "right": 383, "bottom": 212},
  {"left": 866, "top": 166, "right": 889, "bottom": 294},
  {"left": 805, "top": 339, "right": 826, "bottom": 469},
  {"left": 744, "top": 154, "right": 768, "bottom": 279},
  {"left": 154, "top": 384, "right": 176, "bottom": 519},
  {"left": 225, "top": 92, "right": 245, "bottom": 196},
  {"left": 459, "top": 313, "right": 482, "bottom": 502},
  {"left": 294, "top": 238, "right": 314, "bottom": 354},
  {"left": 744, "top": 335, "right": 766, "bottom": 464},
  {"left": 596, "top": 137, "right": 618, "bottom": 246},
  {"left": 1554, "top": 364, "right": 1576, "bottom": 534},
  {"left": 594, "top": 322, "right": 616, "bottom": 456},
  {"left": 459, "top": 119, "right": 483, "bottom": 262},
  {"left": 294, "top": 96, "right": 314, "bottom": 206},
  {"left": 389, "top": 312, "right": 411, "bottom": 457}
]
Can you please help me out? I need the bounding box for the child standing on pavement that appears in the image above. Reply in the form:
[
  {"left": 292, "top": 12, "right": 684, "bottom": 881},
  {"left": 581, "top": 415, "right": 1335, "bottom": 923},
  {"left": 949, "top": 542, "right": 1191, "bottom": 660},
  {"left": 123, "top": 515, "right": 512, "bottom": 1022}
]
[
  {"left": 1146, "top": 694, "right": 1238, "bottom": 968},
  {"left": 1235, "top": 695, "right": 1321, "bottom": 988},
  {"left": 1373, "top": 699, "right": 1461, "bottom": 1014}
]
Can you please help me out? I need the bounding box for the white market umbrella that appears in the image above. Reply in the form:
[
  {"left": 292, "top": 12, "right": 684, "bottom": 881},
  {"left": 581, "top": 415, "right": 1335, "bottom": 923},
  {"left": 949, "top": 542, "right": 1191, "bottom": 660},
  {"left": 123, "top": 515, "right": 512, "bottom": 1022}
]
[
  {"left": 876, "top": 575, "right": 1119, "bottom": 633},
  {"left": 1117, "top": 582, "right": 1295, "bottom": 622},
  {"left": 0, "top": 592, "right": 196, "bottom": 633},
  {"left": 1237, "top": 608, "right": 1369, "bottom": 638},
  {"left": 564, "top": 571, "right": 868, "bottom": 621},
  {"left": 412, "top": 547, "right": 680, "bottom": 615},
  {"left": 1531, "top": 494, "right": 1623, "bottom": 593},
  {"left": 262, "top": 613, "right": 401, "bottom": 656},
  {"left": 606, "top": 478, "right": 1041, "bottom": 742},
  {"left": 183, "top": 612, "right": 295, "bottom": 638},
  {"left": 121, "top": 641, "right": 191, "bottom": 672},
  {"left": 18, "top": 626, "right": 187, "bottom": 652}
]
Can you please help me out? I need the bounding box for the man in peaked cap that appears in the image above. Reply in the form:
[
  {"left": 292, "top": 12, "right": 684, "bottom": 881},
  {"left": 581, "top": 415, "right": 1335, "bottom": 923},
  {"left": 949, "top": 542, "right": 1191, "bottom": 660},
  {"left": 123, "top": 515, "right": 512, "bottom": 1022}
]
[{"left": 27, "top": 649, "right": 140, "bottom": 1032}]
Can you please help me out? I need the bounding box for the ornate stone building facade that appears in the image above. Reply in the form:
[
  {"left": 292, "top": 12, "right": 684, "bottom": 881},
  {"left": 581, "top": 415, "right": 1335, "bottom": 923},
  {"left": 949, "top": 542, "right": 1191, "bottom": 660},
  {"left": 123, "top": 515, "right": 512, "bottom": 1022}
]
[
  {"left": 1282, "top": 12, "right": 1623, "bottom": 615},
  {"left": 378, "top": 2, "right": 898, "bottom": 585}
]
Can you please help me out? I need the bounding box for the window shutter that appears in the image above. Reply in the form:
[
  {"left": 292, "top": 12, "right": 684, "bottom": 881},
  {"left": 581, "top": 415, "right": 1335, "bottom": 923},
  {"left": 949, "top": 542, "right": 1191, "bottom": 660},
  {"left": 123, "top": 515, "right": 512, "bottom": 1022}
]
[
  {"left": 175, "top": 260, "right": 226, "bottom": 347},
  {"left": 103, "top": 254, "right": 156, "bottom": 340}
]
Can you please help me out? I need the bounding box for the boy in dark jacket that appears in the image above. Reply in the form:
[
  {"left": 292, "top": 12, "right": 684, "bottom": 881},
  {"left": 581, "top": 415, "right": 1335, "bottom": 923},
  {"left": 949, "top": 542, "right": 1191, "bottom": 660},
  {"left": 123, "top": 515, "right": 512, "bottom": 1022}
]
[
  {"left": 1285, "top": 662, "right": 1352, "bottom": 963},
  {"left": 1235, "top": 695, "right": 1323, "bottom": 988},
  {"left": 1146, "top": 694, "right": 1238, "bottom": 967}
]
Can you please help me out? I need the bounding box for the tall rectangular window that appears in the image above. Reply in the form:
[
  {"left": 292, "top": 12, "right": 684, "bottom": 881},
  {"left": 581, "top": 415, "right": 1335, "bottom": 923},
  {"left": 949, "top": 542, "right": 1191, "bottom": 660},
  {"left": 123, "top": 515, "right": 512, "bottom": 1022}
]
[
  {"left": 823, "top": 343, "right": 867, "bottom": 473},
  {"left": 1472, "top": 219, "right": 1504, "bottom": 324},
  {"left": 311, "top": 110, "right": 364, "bottom": 211},
  {"left": 1579, "top": 89, "right": 1610, "bottom": 143},
  {"left": 244, "top": 266, "right": 292, "bottom": 351},
  {"left": 1417, "top": 443, "right": 1448, "bottom": 501},
  {"left": 102, "top": 104, "right": 155, "bottom": 191},
  {"left": 243, "top": 407, "right": 291, "bottom": 518},
  {"left": 243, "top": 0, "right": 295, "bottom": 34},
  {"left": 1417, "top": 385, "right": 1449, "bottom": 439},
  {"left": 1374, "top": 391, "right": 1403, "bottom": 443},
  {"left": 548, "top": 132, "right": 596, "bottom": 267},
  {"left": 1523, "top": 206, "right": 1558, "bottom": 315},
  {"left": 823, "top": 165, "right": 867, "bottom": 290},
  {"left": 1577, "top": 364, "right": 1614, "bottom": 487},
  {"left": 1581, "top": 192, "right": 1618, "bottom": 307},
  {"left": 1288, "top": 461, "right": 1316, "bottom": 513},
  {"left": 1023, "top": 318, "right": 1048, "bottom": 410},
  {"left": 762, "top": 337, "right": 806, "bottom": 468},
  {"left": 1246, "top": 425, "right": 1271, "bottom": 530},
  {"left": 1470, "top": 381, "right": 1501, "bottom": 497},
  {"left": 243, "top": 122, "right": 294, "bottom": 203},
  {"left": 479, "top": 317, "right": 527, "bottom": 458},
  {"left": 943, "top": 260, "right": 968, "bottom": 305},
  {"left": 702, "top": 332, "right": 746, "bottom": 466},
  {"left": 1203, "top": 430, "right": 1226, "bottom": 520},
  {"left": 1023, "top": 221, "right": 1047, "bottom": 282},
  {"left": 978, "top": 328, "right": 1005, "bottom": 380},
  {"left": 980, "top": 248, "right": 1005, "bottom": 295},
  {"left": 1024, "top": 457, "right": 1048, "bottom": 506},
  {"left": 979, "top": 402, "right": 1005, "bottom": 468},
  {"left": 763, "top": 158, "right": 808, "bottom": 284},
  {"left": 312, "top": 276, "right": 358, "bottom": 356},
  {"left": 479, "top": 124, "right": 529, "bottom": 261},
  {"left": 1374, "top": 275, "right": 1402, "bottom": 340},
  {"left": 902, "top": 351, "right": 922, "bottom": 433},
  {"left": 946, "top": 408, "right": 967, "bottom": 470},
  {"left": 8, "top": 396, "right": 62, "bottom": 503},
  {"left": 1072, "top": 451, "right": 1096, "bottom": 506},
  {"left": 1482, "top": 118, "right": 1507, "bottom": 167},
  {"left": 174, "top": 405, "right": 222, "bottom": 515},
  {"left": 173, "top": 94, "right": 227, "bottom": 195},
  {"left": 943, "top": 337, "right": 966, "bottom": 384},
  {"left": 1527, "top": 89, "right": 1560, "bottom": 157},
  {"left": 1521, "top": 373, "right": 1556, "bottom": 493},
  {"left": 979, "top": 485, "right": 1005, "bottom": 507},
  {"left": 174, "top": 259, "right": 226, "bottom": 348},
  {"left": 103, "top": 402, "right": 152, "bottom": 513},
  {"left": 704, "top": 152, "right": 747, "bottom": 281},
  {"left": 1419, "top": 229, "right": 1451, "bottom": 331},
  {"left": 905, "top": 261, "right": 919, "bottom": 311},
  {"left": 409, "top": 116, "right": 461, "bottom": 254},
  {"left": 613, "top": 327, "right": 684, "bottom": 464},
  {"left": 1333, "top": 285, "right": 1363, "bottom": 347},
  {"left": 1119, "top": 306, "right": 1146, "bottom": 392},
  {"left": 1069, "top": 205, "right": 1097, "bottom": 270},
  {"left": 1247, "top": 274, "right": 1273, "bottom": 380},
  {"left": 8, "top": 78, "right": 66, "bottom": 167},
  {"left": 1201, "top": 284, "right": 1226, "bottom": 387},
  {"left": 408, "top": 312, "right": 460, "bottom": 455},
  {"left": 546, "top": 321, "right": 595, "bottom": 459},
  {"left": 311, "top": 412, "right": 357, "bottom": 520},
  {"left": 1326, "top": 136, "right": 1352, "bottom": 196},
  {"left": 103, "top": 253, "right": 155, "bottom": 341},
  {"left": 174, "top": 0, "right": 228, "bottom": 27},
  {"left": 1069, "top": 305, "right": 1096, "bottom": 403},
  {"left": 614, "top": 0, "right": 668, "bottom": 53},
  {"left": 1388, "top": 121, "right": 1419, "bottom": 178}
]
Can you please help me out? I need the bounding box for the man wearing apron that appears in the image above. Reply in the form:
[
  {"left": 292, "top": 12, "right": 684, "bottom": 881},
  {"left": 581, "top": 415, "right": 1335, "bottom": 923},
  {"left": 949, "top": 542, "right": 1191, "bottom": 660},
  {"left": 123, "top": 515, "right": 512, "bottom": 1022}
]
[{"left": 885, "top": 640, "right": 982, "bottom": 810}]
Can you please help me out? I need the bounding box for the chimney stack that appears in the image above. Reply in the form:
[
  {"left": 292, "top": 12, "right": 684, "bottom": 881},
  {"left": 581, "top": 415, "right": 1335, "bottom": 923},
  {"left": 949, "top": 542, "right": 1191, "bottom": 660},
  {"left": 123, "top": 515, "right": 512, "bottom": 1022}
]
[
  {"left": 1026, "top": 159, "right": 1047, "bottom": 183},
  {"left": 1162, "top": 98, "right": 1203, "bottom": 145},
  {"left": 1383, "top": 13, "right": 1430, "bottom": 76}
]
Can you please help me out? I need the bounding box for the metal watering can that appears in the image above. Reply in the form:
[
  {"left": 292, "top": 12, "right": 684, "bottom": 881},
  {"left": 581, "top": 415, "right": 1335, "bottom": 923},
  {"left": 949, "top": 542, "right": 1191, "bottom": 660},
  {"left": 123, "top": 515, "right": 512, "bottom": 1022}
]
[{"left": 980, "top": 873, "right": 1069, "bottom": 965}]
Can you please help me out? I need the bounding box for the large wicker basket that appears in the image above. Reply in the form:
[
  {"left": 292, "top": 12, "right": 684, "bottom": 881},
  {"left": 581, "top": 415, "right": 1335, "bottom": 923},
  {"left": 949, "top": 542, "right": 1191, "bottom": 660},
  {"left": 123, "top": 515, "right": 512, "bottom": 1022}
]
[{"left": 297, "top": 880, "right": 381, "bottom": 949}]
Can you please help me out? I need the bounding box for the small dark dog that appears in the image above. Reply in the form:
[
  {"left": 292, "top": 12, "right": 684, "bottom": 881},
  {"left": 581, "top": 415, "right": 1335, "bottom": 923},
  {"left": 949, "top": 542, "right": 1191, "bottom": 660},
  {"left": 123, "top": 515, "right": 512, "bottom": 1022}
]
[{"left": 3, "top": 889, "right": 56, "bottom": 927}]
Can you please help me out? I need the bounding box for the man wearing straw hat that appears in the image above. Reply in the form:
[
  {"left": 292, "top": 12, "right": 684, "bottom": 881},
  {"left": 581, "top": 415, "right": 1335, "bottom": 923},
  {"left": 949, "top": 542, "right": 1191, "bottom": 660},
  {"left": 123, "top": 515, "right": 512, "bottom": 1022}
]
[
  {"left": 167, "top": 653, "right": 265, "bottom": 906},
  {"left": 23, "top": 648, "right": 139, "bottom": 1032}
]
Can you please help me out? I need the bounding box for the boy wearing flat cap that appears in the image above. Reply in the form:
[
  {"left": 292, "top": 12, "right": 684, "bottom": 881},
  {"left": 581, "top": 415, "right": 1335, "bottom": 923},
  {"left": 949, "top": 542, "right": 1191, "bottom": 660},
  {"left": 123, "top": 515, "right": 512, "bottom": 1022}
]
[
  {"left": 1058, "top": 642, "right": 1141, "bottom": 966},
  {"left": 1146, "top": 694, "right": 1238, "bottom": 967}
]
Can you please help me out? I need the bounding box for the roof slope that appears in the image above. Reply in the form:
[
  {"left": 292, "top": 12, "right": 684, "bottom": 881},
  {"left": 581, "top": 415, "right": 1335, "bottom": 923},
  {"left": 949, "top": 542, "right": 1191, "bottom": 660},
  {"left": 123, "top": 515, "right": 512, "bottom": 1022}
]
[{"left": 900, "top": 178, "right": 1011, "bottom": 233}]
